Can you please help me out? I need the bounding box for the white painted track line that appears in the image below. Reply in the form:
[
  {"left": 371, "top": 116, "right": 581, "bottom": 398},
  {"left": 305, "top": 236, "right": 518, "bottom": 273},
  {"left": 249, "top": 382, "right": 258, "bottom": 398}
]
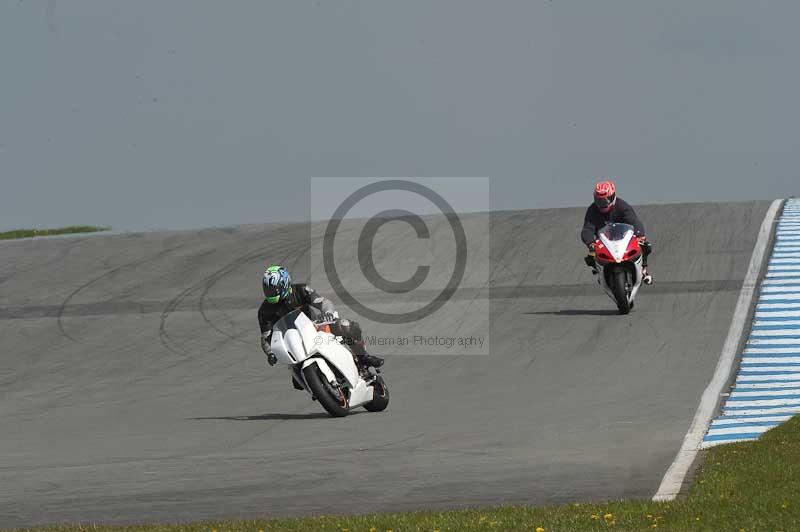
[
  {"left": 735, "top": 382, "right": 800, "bottom": 389},
  {"left": 720, "top": 407, "right": 800, "bottom": 416},
  {"left": 737, "top": 373, "right": 800, "bottom": 382},
  {"left": 706, "top": 425, "right": 775, "bottom": 437},
  {"left": 711, "top": 415, "right": 792, "bottom": 425}
]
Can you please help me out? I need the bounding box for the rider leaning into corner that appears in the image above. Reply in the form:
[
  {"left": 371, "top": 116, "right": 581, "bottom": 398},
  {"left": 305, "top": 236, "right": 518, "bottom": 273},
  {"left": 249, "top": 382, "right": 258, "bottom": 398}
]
[
  {"left": 258, "top": 265, "right": 384, "bottom": 381},
  {"left": 581, "top": 180, "right": 654, "bottom": 285}
]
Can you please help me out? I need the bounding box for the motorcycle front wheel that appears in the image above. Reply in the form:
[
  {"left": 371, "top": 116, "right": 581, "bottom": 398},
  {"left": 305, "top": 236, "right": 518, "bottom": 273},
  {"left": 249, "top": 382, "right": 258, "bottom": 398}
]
[
  {"left": 303, "top": 365, "right": 349, "bottom": 417},
  {"left": 611, "top": 269, "right": 631, "bottom": 315}
]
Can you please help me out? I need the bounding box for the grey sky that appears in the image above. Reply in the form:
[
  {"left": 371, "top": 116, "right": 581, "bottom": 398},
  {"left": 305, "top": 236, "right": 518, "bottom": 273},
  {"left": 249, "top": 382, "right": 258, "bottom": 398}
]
[{"left": 1, "top": 1, "right": 798, "bottom": 231}]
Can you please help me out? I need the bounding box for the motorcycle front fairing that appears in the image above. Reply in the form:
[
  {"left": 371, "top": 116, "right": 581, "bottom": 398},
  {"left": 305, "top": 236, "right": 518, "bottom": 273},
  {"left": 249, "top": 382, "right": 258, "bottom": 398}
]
[
  {"left": 306, "top": 334, "right": 361, "bottom": 390},
  {"left": 270, "top": 309, "right": 317, "bottom": 365},
  {"left": 594, "top": 223, "right": 644, "bottom": 304},
  {"left": 596, "top": 223, "right": 638, "bottom": 263},
  {"left": 296, "top": 313, "right": 375, "bottom": 407},
  {"left": 305, "top": 344, "right": 375, "bottom": 407},
  {"left": 271, "top": 310, "right": 363, "bottom": 391}
]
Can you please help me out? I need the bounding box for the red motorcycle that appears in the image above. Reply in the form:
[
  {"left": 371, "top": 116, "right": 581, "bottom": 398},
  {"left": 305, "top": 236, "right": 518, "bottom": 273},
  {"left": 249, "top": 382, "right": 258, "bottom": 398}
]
[{"left": 592, "top": 223, "right": 644, "bottom": 314}]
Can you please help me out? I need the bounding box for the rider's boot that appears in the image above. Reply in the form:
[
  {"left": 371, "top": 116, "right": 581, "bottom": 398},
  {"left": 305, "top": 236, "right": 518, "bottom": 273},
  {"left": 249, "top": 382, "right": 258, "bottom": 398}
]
[
  {"left": 641, "top": 241, "right": 653, "bottom": 285},
  {"left": 359, "top": 353, "right": 385, "bottom": 368},
  {"left": 584, "top": 254, "right": 598, "bottom": 275},
  {"left": 353, "top": 341, "right": 384, "bottom": 368},
  {"left": 642, "top": 266, "right": 653, "bottom": 285},
  {"left": 360, "top": 354, "right": 383, "bottom": 368}
]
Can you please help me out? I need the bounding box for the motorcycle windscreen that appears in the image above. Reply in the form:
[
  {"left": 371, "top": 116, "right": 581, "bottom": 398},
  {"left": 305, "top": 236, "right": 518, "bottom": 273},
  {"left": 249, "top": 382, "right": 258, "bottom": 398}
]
[
  {"left": 598, "top": 223, "right": 634, "bottom": 262},
  {"left": 271, "top": 309, "right": 313, "bottom": 363},
  {"left": 598, "top": 223, "right": 635, "bottom": 241}
]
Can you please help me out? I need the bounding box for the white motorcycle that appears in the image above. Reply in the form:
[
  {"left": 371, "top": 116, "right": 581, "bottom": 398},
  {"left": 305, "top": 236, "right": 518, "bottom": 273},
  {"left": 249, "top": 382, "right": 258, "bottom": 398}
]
[
  {"left": 270, "top": 309, "right": 389, "bottom": 417},
  {"left": 591, "top": 223, "right": 644, "bottom": 315}
]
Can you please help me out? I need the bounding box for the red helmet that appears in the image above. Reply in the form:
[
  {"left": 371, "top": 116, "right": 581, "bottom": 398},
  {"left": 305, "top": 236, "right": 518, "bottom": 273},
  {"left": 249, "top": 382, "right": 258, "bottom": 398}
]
[{"left": 593, "top": 180, "right": 617, "bottom": 213}]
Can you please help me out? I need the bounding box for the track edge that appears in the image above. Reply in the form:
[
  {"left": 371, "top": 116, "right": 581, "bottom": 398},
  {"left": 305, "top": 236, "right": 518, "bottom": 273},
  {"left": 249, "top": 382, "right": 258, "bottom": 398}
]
[{"left": 652, "top": 198, "right": 784, "bottom": 501}]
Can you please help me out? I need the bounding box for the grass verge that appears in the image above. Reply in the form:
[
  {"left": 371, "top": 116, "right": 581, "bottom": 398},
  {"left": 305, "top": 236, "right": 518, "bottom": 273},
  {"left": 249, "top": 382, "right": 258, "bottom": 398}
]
[
  {"left": 0, "top": 226, "right": 109, "bottom": 240},
  {"left": 12, "top": 416, "right": 800, "bottom": 531}
]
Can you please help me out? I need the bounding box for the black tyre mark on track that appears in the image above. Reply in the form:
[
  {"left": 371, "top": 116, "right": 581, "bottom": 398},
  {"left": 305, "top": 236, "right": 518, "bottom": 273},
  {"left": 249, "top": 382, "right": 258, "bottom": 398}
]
[
  {"left": 56, "top": 243, "right": 181, "bottom": 342},
  {"left": 158, "top": 247, "right": 270, "bottom": 356},
  {"left": 194, "top": 231, "right": 325, "bottom": 346},
  {"left": 193, "top": 235, "right": 297, "bottom": 345},
  {"left": 0, "top": 237, "right": 88, "bottom": 290}
]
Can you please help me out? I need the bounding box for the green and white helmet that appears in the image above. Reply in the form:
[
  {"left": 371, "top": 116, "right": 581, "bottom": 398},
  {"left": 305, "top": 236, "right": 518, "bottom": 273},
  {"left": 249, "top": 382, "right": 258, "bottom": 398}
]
[{"left": 262, "top": 265, "right": 292, "bottom": 304}]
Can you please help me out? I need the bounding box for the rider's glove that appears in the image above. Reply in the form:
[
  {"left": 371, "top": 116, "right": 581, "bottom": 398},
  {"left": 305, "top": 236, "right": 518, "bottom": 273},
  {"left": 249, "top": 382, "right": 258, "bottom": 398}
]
[
  {"left": 637, "top": 235, "right": 647, "bottom": 244},
  {"left": 639, "top": 237, "right": 652, "bottom": 256},
  {"left": 587, "top": 242, "right": 596, "bottom": 254},
  {"left": 260, "top": 331, "right": 271, "bottom": 356},
  {"left": 261, "top": 333, "right": 278, "bottom": 366}
]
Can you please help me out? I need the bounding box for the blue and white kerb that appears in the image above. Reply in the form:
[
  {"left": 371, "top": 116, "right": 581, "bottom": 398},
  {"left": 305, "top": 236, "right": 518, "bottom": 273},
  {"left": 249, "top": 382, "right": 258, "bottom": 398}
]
[{"left": 703, "top": 198, "right": 800, "bottom": 448}]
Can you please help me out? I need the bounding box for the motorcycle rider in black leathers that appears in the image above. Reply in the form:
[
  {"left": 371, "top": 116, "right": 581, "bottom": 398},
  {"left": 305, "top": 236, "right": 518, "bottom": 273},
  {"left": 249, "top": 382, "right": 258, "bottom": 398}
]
[
  {"left": 258, "top": 265, "right": 384, "bottom": 377},
  {"left": 581, "top": 180, "right": 653, "bottom": 284}
]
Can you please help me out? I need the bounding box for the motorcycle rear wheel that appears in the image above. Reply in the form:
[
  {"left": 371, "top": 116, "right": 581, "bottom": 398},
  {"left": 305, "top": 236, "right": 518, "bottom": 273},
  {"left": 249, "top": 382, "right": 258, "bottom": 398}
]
[{"left": 363, "top": 376, "right": 390, "bottom": 412}]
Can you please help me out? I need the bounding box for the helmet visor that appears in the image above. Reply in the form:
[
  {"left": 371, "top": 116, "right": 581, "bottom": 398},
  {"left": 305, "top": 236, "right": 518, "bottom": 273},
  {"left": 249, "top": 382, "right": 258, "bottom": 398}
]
[
  {"left": 594, "top": 193, "right": 616, "bottom": 209},
  {"left": 263, "top": 283, "right": 282, "bottom": 303}
]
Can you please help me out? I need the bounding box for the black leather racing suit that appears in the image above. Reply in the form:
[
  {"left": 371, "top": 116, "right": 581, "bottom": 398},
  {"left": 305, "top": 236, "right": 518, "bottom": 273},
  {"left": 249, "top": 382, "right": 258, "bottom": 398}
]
[
  {"left": 258, "top": 283, "right": 369, "bottom": 358},
  {"left": 580, "top": 198, "right": 651, "bottom": 267}
]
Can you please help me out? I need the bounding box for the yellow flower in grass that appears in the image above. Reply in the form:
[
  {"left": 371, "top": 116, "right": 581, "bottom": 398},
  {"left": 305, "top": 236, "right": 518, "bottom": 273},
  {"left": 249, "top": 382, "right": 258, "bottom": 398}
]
[
  {"left": 536, "top": 527, "right": 545, "bottom": 532},
  {"left": 604, "top": 513, "right": 613, "bottom": 520},
  {"left": 591, "top": 514, "right": 600, "bottom": 520}
]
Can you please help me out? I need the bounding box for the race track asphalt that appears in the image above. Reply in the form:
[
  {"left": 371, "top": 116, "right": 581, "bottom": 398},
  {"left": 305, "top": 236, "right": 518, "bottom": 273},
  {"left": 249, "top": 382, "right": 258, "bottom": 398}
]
[{"left": 0, "top": 201, "right": 770, "bottom": 526}]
